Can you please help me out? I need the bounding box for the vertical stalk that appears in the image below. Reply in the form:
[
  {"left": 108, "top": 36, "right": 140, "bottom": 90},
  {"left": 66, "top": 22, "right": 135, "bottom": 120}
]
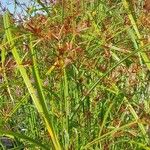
[
  {"left": 63, "top": 67, "right": 69, "bottom": 150},
  {"left": 122, "top": 0, "right": 150, "bottom": 70}
]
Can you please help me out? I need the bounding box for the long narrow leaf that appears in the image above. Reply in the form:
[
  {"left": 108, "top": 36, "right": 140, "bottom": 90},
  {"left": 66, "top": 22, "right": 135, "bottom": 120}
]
[{"left": 3, "top": 11, "right": 61, "bottom": 150}]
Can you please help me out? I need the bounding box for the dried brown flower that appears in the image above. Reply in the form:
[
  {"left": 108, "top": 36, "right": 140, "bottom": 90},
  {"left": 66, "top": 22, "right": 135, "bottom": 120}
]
[{"left": 144, "top": 0, "right": 150, "bottom": 12}]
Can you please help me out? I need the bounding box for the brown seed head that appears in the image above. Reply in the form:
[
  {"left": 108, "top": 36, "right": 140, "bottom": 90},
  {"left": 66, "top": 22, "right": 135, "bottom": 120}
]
[{"left": 144, "top": 0, "right": 150, "bottom": 12}]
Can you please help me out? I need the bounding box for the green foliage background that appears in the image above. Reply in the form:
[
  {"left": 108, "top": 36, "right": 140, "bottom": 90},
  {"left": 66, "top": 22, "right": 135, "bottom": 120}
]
[{"left": 0, "top": 0, "right": 150, "bottom": 149}]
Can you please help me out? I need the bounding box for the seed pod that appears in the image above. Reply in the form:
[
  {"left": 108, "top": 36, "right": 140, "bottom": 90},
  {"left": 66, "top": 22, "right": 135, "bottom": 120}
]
[{"left": 144, "top": 0, "right": 150, "bottom": 12}]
